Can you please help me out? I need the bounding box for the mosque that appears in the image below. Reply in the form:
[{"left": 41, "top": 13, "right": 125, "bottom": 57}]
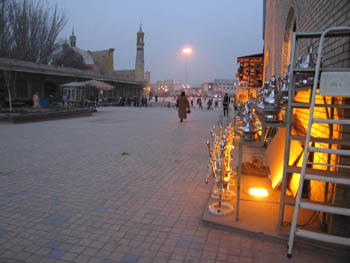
[
  {"left": 54, "top": 26, "right": 145, "bottom": 83},
  {"left": 0, "top": 26, "right": 146, "bottom": 107}
]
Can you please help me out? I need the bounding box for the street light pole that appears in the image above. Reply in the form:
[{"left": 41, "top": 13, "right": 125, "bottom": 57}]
[
  {"left": 185, "top": 55, "right": 188, "bottom": 88},
  {"left": 182, "top": 47, "right": 192, "bottom": 89}
]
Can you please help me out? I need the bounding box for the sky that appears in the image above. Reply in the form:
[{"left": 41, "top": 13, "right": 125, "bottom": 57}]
[{"left": 53, "top": 0, "right": 264, "bottom": 86}]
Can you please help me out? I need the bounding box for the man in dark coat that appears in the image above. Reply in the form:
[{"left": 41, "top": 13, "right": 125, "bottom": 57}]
[
  {"left": 177, "top": 91, "right": 190, "bottom": 123},
  {"left": 223, "top": 93, "right": 230, "bottom": 116}
]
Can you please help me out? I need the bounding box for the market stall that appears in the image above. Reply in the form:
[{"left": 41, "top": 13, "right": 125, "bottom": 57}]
[{"left": 61, "top": 79, "right": 114, "bottom": 108}]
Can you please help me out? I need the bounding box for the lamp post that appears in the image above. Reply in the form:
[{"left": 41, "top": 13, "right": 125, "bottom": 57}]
[{"left": 182, "top": 47, "right": 192, "bottom": 89}]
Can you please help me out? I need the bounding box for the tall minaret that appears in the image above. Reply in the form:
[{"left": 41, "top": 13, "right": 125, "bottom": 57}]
[
  {"left": 70, "top": 28, "right": 76, "bottom": 47},
  {"left": 135, "top": 24, "right": 145, "bottom": 82}
]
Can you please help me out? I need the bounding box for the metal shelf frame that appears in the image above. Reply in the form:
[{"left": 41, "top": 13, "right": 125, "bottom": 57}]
[{"left": 234, "top": 118, "right": 285, "bottom": 221}]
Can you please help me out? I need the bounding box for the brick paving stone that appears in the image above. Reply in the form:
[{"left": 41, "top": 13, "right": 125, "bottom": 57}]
[
  {"left": 103, "top": 259, "right": 119, "bottom": 263},
  {"left": 36, "top": 247, "right": 52, "bottom": 256},
  {"left": 41, "top": 215, "right": 71, "bottom": 227},
  {"left": 71, "top": 245, "right": 86, "bottom": 254},
  {"left": 48, "top": 249, "right": 65, "bottom": 259},
  {"left": 0, "top": 231, "right": 8, "bottom": 236},
  {"left": 45, "top": 240, "right": 62, "bottom": 249},
  {"left": 61, "top": 252, "right": 79, "bottom": 261},
  {"left": 122, "top": 254, "right": 138, "bottom": 263},
  {"left": 0, "top": 107, "right": 349, "bottom": 263},
  {"left": 24, "top": 254, "right": 44, "bottom": 263},
  {"left": 82, "top": 247, "right": 99, "bottom": 257},
  {"left": 39, "top": 257, "right": 58, "bottom": 263},
  {"left": 74, "top": 254, "right": 91, "bottom": 263},
  {"left": 137, "top": 257, "right": 153, "bottom": 263}
]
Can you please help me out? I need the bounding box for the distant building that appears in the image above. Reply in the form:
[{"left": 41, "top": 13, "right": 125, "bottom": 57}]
[
  {"left": 213, "top": 79, "right": 238, "bottom": 95},
  {"left": 144, "top": 70, "right": 151, "bottom": 96},
  {"left": 201, "top": 82, "right": 214, "bottom": 96},
  {"left": 187, "top": 86, "right": 202, "bottom": 96},
  {"left": 151, "top": 80, "right": 182, "bottom": 96},
  {"left": 144, "top": 70, "right": 151, "bottom": 85},
  {"left": 201, "top": 79, "right": 238, "bottom": 96}
]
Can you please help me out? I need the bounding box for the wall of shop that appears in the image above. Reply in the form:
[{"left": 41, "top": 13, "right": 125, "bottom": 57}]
[
  {"left": 264, "top": 0, "right": 350, "bottom": 236},
  {"left": 264, "top": 0, "right": 350, "bottom": 80}
]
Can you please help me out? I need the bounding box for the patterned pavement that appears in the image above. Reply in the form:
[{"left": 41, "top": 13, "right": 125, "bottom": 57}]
[{"left": 0, "top": 106, "right": 347, "bottom": 263}]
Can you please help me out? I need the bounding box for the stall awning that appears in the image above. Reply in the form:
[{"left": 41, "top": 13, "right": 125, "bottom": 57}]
[
  {"left": 60, "top": 80, "right": 114, "bottom": 91},
  {"left": 60, "top": 81, "right": 85, "bottom": 88},
  {"left": 83, "top": 79, "right": 114, "bottom": 91}
]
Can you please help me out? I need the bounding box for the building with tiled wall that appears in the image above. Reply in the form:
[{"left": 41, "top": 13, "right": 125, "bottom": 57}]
[{"left": 263, "top": 0, "right": 350, "bottom": 236}]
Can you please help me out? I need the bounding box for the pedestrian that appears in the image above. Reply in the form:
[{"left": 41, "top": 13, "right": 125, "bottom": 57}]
[
  {"left": 191, "top": 99, "right": 194, "bottom": 108},
  {"left": 223, "top": 93, "right": 230, "bottom": 116},
  {"left": 177, "top": 91, "right": 190, "bottom": 123},
  {"left": 33, "top": 92, "right": 40, "bottom": 108},
  {"left": 120, "top": 97, "right": 126, "bottom": 106},
  {"left": 198, "top": 98, "right": 202, "bottom": 110},
  {"left": 207, "top": 98, "right": 212, "bottom": 110}
]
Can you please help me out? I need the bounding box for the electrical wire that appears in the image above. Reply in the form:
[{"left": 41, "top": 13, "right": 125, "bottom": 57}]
[{"left": 284, "top": 211, "right": 320, "bottom": 227}]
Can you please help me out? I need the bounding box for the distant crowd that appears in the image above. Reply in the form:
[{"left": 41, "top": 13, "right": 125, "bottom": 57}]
[{"left": 92, "top": 94, "right": 235, "bottom": 110}]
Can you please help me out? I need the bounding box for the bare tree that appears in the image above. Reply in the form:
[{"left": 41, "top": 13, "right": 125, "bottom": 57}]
[
  {"left": 0, "top": 0, "right": 12, "bottom": 57},
  {"left": 0, "top": 0, "right": 66, "bottom": 63}
]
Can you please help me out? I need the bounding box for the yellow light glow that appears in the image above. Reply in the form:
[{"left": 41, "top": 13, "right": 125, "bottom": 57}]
[
  {"left": 249, "top": 188, "right": 269, "bottom": 197},
  {"left": 182, "top": 47, "right": 192, "bottom": 55}
]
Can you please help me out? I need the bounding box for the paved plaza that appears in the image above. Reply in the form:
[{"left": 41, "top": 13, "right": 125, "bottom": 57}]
[{"left": 0, "top": 106, "right": 347, "bottom": 263}]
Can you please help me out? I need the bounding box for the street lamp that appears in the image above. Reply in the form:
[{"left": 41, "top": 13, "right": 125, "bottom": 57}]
[{"left": 182, "top": 47, "right": 192, "bottom": 89}]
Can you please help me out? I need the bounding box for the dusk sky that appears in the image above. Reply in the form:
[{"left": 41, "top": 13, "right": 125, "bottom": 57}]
[{"left": 55, "top": 0, "right": 264, "bottom": 86}]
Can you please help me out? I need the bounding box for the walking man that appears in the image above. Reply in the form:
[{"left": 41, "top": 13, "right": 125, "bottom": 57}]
[{"left": 223, "top": 93, "right": 230, "bottom": 116}]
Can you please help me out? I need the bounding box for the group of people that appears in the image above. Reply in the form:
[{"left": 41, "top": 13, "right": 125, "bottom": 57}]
[
  {"left": 123, "top": 96, "right": 148, "bottom": 107},
  {"left": 176, "top": 92, "right": 232, "bottom": 123},
  {"left": 189, "top": 97, "right": 223, "bottom": 111}
]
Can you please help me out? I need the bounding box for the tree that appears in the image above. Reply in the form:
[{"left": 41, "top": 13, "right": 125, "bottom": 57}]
[
  {"left": 0, "top": 0, "right": 66, "bottom": 63},
  {"left": 0, "top": 0, "right": 12, "bottom": 57}
]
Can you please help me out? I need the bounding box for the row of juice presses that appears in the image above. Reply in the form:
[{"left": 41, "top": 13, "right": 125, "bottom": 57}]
[
  {"left": 206, "top": 124, "right": 236, "bottom": 215},
  {"left": 236, "top": 40, "right": 317, "bottom": 141},
  {"left": 205, "top": 41, "right": 317, "bottom": 215}
]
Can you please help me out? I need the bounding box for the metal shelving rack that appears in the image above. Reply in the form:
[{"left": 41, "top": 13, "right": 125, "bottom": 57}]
[
  {"left": 234, "top": 117, "right": 285, "bottom": 221},
  {"left": 277, "top": 28, "right": 350, "bottom": 235},
  {"left": 235, "top": 124, "right": 265, "bottom": 221}
]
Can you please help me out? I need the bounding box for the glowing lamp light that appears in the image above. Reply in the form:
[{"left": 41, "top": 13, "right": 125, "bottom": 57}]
[
  {"left": 182, "top": 47, "right": 192, "bottom": 55},
  {"left": 249, "top": 188, "right": 269, "bottom": 197}
]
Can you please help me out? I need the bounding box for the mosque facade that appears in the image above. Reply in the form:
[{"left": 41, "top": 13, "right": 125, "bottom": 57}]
[
  {"left": 54, "top": 26, "right": 145, "bottom": 83},
  {"left": 0, "top": 27, "right": 146, "bottom": 107}
]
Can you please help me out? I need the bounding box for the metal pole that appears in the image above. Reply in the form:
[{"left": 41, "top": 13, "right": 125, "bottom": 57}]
[
  {"left": 4, "top": 71, "right": 12, "bottom": 112},
  {"left": 235, "top": 142, "right": 243, "bottom": 221},
  {"left": 185, "top": 55, "right": 188, "bottom": 87},
  {"left": 7, "top": 79, "right": 12, "bottom": 112}
]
